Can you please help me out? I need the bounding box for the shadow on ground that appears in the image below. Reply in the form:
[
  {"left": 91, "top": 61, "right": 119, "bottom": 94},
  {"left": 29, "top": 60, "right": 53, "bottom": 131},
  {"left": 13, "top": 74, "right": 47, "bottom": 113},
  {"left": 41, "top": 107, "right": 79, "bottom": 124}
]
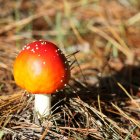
[{"left": 53, "top": 64, "right": 140, "bottom": 111}]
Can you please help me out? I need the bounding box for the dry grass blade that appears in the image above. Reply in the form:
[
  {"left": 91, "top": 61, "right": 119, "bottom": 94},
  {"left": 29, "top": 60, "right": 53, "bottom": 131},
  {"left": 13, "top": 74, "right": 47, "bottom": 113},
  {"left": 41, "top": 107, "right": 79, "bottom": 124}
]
[
  {"left": 0, "top": 93, "right": 22, "bottom": 108},
  {"left": 69, "top": 98, "right": 128, "bottom": 139},
  {"left": 59, "top": 126, "right": 97, "bottom": 133},
  {"left": 88, "top": 25, "right": 134, "bottom": 63},
  {"left": 117, "top": 82, "right": 140, "bottom": 109},
  {"left": 0, "top": 6, "right": 59, "bottom": 35},
  {"left": 107, "top": 26, "right": 129, "bottom": 49},
  {"left": 127, "top": 12, "right": 140, "bottom": 26},
  {"left": 112, "top": 103, "right": 140, "bottom": 128},
  {"left": 0, "top": 13, "right": 42, "bottom": 34},
  {"left": 0, "top": 92, "right": 29, "bottom": 126}
]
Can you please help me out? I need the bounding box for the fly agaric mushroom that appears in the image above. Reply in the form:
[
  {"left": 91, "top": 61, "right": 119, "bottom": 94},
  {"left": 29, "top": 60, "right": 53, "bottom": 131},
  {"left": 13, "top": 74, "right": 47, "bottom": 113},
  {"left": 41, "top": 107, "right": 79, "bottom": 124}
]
[{"left": 14, "top": 40, "right": 70, "bottom": 117}]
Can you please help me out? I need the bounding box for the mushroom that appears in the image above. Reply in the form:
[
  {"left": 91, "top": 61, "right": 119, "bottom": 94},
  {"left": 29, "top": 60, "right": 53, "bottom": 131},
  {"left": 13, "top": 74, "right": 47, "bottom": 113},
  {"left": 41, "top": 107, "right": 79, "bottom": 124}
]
[{"left": 13, "top": 40, "right": 70, "bottom": 117}]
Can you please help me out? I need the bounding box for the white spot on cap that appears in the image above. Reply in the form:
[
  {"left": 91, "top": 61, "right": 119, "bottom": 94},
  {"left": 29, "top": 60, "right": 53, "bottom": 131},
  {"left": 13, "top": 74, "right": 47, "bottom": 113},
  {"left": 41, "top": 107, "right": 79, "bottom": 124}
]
[
  {"left": 41, "top": 42, "right": 45, "bottom": 45},
  {"left": 45, "top": 50, "right": 47, "bottom": 52},
  {"left": 36, "top": 44, "right": 38, "bottom": 46},
  {"left": 26, "top": 46, "right": 30, "bottom": 50},
  {"left": 38, "top": 54, "right": 40, "bottom": 56},
  {"left": 60, "top": 80, "right": 63, "bottom": 82},
  {"left": 31, "top": 49, "right": 35, "bottom": 53},
  {"left": 56, "top": 89, "right": 58, "bottom": 92},
  {"left": 22, "top": 45, "right": 27, "bottom": 50},
  {"left": 43, "top": 61, "right": 46, "bottom": 64},
  {"left": 36, "top": 47, "right": 38, "bottom": 50},
  {"left": 64, "top": 84, "right": 67, "bottom": 87}
]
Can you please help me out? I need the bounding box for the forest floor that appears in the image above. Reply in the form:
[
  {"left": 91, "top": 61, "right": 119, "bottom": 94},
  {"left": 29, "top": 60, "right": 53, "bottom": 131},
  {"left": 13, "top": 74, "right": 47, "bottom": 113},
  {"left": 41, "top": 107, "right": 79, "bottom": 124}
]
[{"left": 0, "top": 0, "right": 140, "bottom": 139}]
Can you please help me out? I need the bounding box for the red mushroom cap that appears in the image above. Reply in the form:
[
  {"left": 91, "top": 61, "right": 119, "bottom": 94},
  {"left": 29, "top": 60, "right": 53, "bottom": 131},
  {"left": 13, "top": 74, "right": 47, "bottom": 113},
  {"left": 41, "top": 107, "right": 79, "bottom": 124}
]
[{"left": 14, "top": 40, "right": 70, "bottom": 94}]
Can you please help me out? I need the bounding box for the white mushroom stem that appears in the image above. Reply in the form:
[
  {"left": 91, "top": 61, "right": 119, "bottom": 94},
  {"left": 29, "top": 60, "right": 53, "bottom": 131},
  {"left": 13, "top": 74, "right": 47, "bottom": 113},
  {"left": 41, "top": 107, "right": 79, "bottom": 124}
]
[{"left": 35, "top": 94, "right": 51, "bottom": 117}]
